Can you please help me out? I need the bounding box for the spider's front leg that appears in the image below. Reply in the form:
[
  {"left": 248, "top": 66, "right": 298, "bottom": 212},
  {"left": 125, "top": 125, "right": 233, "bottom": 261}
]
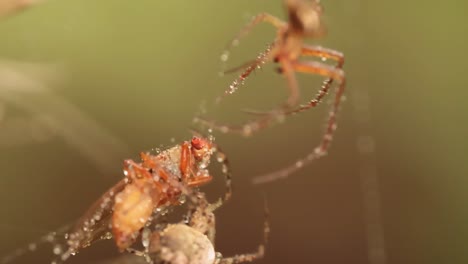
[
  {"left": 238, "top": 57, "right": 301, "bottom": 120},
  {"left": 217, "top": 12, "right": 286, "bottom": 101},
  {"left": 284, "top": 45, "right": 345, "bottom": 114},
  {"left": 244, "top": 45, "right": 345, "bottom": 116},
  {"left": 194, "top": 59, "right": 298, "bottom": 138},
  {"left": 252, "top": 60, "right": 346, "bottom": 184},
  {"left": 222, "top": 12, "right": 285, "bottom": 64},
  {"left": 186, "top": 192, "right": 222, "bottom": 245}
]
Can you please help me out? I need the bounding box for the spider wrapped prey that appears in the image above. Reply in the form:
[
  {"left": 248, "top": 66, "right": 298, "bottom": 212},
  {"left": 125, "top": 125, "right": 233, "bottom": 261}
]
[
  {"left": 1, "top": 136, "right": 233, "bottom": 263},
  {"left": 126, "top": 190, "right": 269, "bottom": 264},
  {"left": 194, "top": 0, "right": 346, "bottom": 184}
]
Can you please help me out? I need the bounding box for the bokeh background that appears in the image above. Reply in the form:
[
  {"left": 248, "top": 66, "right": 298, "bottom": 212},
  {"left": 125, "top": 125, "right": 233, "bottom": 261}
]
[{"left": 0, "top": 0, "right": 467, "bottom": 263}]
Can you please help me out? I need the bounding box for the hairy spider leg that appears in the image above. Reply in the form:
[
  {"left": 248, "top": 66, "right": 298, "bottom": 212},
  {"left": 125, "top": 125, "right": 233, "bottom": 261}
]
[
  {"left": 220, "top": 12, "right": 285, "bottom": 72},
  {"left": 243, "top": 45, "right": 345, "bottom": 115},
  {"left": 252, "top": 60, "right": 346, "bottom": 184},
  {"left": 194, "top": 53, "right": 300, "bottom": 137}
]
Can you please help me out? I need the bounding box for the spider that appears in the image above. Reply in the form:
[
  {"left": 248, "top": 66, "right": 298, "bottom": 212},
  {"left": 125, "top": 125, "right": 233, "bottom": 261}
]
[
  {"left": 194, "top": 0, "right": 346, "bottom": 183},
  {"left": 128, "top": 190, "right": 269, "bottom": 264},
  {"left": 1, "top": 136, "right": 232, "bottom": 263}
]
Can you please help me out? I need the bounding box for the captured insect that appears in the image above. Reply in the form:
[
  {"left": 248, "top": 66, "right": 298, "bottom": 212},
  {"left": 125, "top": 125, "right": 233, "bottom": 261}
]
[
  {"left": 128, "top": 190, "right": 269, "bottom": 264},
  {"left": 194, "top": 0, "right": 346, "bottom": 184},
  {"left": 1, "top": 136, "right": 232, "bottom": 263}
]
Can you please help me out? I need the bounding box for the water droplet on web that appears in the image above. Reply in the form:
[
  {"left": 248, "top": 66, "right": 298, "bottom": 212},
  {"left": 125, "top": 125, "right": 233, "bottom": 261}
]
[
  {"left": 53, "top": 245, "right": 62, "bottom": 255},
  {"left": 28, "top": 243, "right": 37, "bottom": 251},
  {"left": 209, "top": 135, "right": 215, "bottom": 142},
  {"left": 178, "top": 195, "right": 187, "bottom": 204},
  {"left": 142, "top": 228, "right": 151, "bottom": 248},
  {"left": 45, "top": 233, "right": 55, "bottom": 242},
  {"left": 295, "top": 160, "right": 304, "bottom": 168},
  {"left": 242, "top": 125, "right": 253, "bottom": 137},
  {"left": 199, "top": 160, "right": 209, "bottom": 169},
  {"left": 103, "top": 232, "right": 113, "bottom": 240},
  {"left": 221, "top": 165, "right": 228, "bottom": 174},
  {"left": 321, "top": 56, "right": 327, "bottom": 62},
  {"left": 220, "top": 51, "right": 230, "bottom": 62},
  {"left": 220, "top": 126, "right": 229, "bottom": 133},
  {"left": 216, "top": 152, "right": 226, "bottom": 162}
]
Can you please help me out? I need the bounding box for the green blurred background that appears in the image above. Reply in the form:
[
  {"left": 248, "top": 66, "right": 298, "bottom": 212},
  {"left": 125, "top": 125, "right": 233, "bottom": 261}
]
[{"left": 0, "top": 0, "right": 467, "bottom": 263}]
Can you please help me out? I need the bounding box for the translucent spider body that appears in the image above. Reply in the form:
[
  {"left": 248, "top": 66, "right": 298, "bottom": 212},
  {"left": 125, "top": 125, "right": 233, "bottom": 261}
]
[
  {"left": 195, "top": 0, "right": 346, "bottom": 184},
  {"left": 130, "top": 191, "right": 269, "bottom": 264},
  {"left": 1, "top": 136, "right": 232, "bottom": 263}
]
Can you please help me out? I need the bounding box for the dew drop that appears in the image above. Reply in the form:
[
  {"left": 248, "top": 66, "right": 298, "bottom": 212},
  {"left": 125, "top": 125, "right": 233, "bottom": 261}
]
[
  {"left": 208, "top": 134, "right": 215, "bottom": 142},
  {"left": 142, "top": 228, "right": 151, "bottom": 248},
  {"left": 28, "top": 243, "right": 37, "bottom": 251},
  {"left": 178, "top": 195, "right": 187, "bottom": 204},
  {"left": 242, "top": 125, "right": 252, "bottom": 137},
  {"left": 94, "top": 213, "right": 101, "bottom": 221},
  {"left": 295, "top": 160, "right": 304, "bottom": 168},
  {"left": 216, "top": 152, "right": 226, "bottom": 162},
  {"left": 45, "top": 233, "right": 55, "bottom": 242},
  {"left": 53, "top": 245, "right": 62, "bottom": 255},
  {"left": 220, "top": 51, "right": 230, "bottom": 62},
  {"left": 103, "top": 232, "right": 113, "bottom": 240},
  {"left": 221, "top": 165, "right": 228, "bottom": 174}
]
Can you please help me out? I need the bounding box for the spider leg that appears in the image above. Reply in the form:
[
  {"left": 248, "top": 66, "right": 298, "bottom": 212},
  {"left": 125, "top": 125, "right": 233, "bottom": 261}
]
[
  {"left": 185, "top": 191, "right": 221, "bottom": 245},
  {"left": 240, "top": 58, "right": 300, "bottom": 114},
  {"left": 193, "top": 111, "right": 285, "bottom": 137},
  {"left": 215, "top": 195, "right": 269, "bottom": 264},
  {"left": 195, "top": 59, "right": 297, "bottom": 137},
  {"left": 216, "top": 43, "right": 275, "bottom": 104},
  {"left": 284, "top": 45, "right": 345, "bottom": 114},
  {"left": 217, "top": 13, "right": 285, "bottom": 102},
  {"left": 252, "top": 61, "right": 346, "bottom": 184},
  {"left": 221, "top": 12, "right": 285, "bottom": 67},
  {"left": 212, "top": 144, "right": 233, "bottom": 203},
  {"left": 242, "top": 45, "right": 345, "bottom": 116},
  {"left": 126, "top": 247, "right": 153, "bottom": 264}
]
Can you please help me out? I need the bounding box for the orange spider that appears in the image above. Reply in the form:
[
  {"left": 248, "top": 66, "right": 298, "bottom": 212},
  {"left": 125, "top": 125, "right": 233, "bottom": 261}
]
[
  {"left": 59, "top": 136, "right": 232, "bottom": 261},
  {"left": 195, "top": 0, "right": 346, "bottom": 184},
  {"left": 128, "top": 190, "right": 269, "bottom": 264}
]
